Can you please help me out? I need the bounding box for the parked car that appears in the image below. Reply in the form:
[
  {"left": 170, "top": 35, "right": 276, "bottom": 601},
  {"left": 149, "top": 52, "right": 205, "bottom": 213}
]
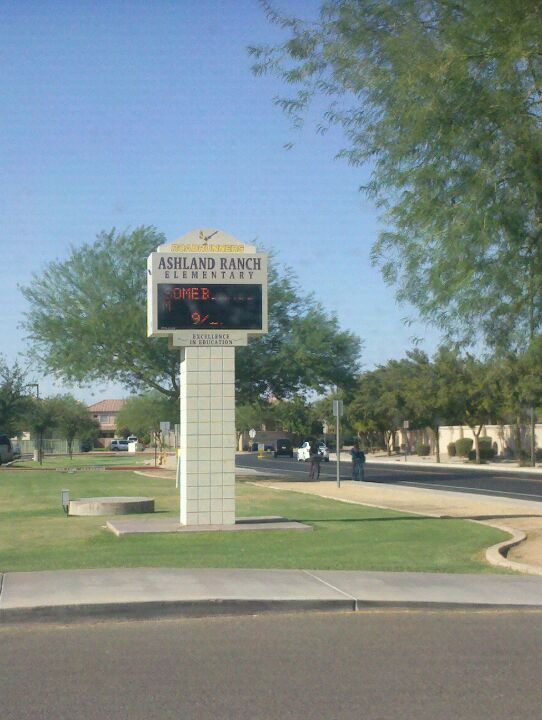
[
  {"left": 297, "top": 441, "right": 330, "bottom": 462},
  {"left": 127, "top": 436, "right": 139, "bottom": 445},
  {"left": 0, "top": 434, "right": 14, "bottom": 464},
  {"left": 274, "top": 438, "right": 294, "bottom": 458},
  {"left": 110, "top": 439, "right": 129, "bottom": 451}
]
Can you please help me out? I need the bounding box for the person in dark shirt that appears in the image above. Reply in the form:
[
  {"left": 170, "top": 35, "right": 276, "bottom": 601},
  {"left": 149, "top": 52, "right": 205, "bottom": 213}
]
[
  {"left": 308, "top": 440, "right": 322, "bottom": 481},
  {"left": 351, "top": 442, "right": 366, "bottom": 481}
]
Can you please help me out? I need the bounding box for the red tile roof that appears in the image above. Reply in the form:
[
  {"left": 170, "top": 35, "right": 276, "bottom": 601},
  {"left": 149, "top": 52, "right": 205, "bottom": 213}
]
[{"left": 87, "top": 399, "right": 126, "bottom": 413}]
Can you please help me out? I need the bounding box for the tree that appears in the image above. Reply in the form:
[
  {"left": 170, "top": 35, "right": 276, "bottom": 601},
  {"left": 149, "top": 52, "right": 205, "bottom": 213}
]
[
  {"left": 274, "top": 396, "right": 321, "bottom": 439},
  {"left": 399, "top": 348, "right": 464, "bottom": 463},
  {"left": 235, "top": 265, "right": 362, "bottom": 400},
  {"left": 454, "top": 355, "right": 501, "bottom": 464},
  {"left": 24, "top": 397, "right": 58, "bottom": 465},
  {"left": 347, "top": 365, "right": 401, "bottom": 454},
  {"left": 495, "top": 339, "right": 542, "bottom": 465},
  {"left": 115, "top": 393, "right": 178, "bottom": 446},
  {"left": 50, "top": 395, "right": 100, "bottom": 458},
  {"left": 0, "top": 356, "right": 33, "bottom": 437},
  {"left": 235, "top": 401, "right": 277, "bottom": 448},
  {"left": 21, "top": 227, "right": 362, "bottom": 402},
  {"left": 347, "top": 348, "right": 467, "bottom": 458},
  {"left": 251, "top": 1, "right": 542, "bottom": 351}
]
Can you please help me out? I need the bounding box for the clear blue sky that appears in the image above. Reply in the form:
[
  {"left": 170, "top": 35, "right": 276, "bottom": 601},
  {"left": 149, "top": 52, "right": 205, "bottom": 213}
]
[{"left": 0, "top": 0, "right": 440, "bottom": 403}]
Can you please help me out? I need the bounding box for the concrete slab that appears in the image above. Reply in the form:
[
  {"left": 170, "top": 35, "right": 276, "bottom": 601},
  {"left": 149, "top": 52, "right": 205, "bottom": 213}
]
[
  {"left": 106, "top": 516, "right": 312, "bottom": 536},
  {"left": 0, "top": 568, "right": 353, "bottom": 622},
  {"left": 312, "top": 570, "right": 542, "bottom": 608},
  {"left": 3, "top": 567, "right": 542, "bottom": 625}
]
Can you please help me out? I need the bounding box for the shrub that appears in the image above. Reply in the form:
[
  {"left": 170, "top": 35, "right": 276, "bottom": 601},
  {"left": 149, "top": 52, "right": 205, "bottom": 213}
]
[
  {"left": 447, "top": 442, "right": 456, "bottom": 457},
  {"left": 415, "top": 443, "right": 431, "bottom": 456},
  {"left": 518, "top": 449, "right": 542, "bottom": 464},
  {"left": 455, "top": 438, "right": 473, "bottom": 457},
  {"left": 468, "top": 437, "right": 496, "bottom": 462}
]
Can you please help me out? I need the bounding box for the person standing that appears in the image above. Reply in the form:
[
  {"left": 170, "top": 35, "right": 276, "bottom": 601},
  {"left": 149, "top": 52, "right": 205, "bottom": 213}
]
[
  {"left": 351, "top": 442, "right": 361, "bottom": 481},
  {"left": 308, "top": 440, "right": 322, "bottom": 481}
]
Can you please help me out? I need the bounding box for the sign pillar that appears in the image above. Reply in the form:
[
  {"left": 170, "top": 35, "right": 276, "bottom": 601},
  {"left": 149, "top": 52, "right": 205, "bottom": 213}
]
[
  {"left": 147, "top": 229, "right": 268, "bottom": 527},
  {"left": 179, "top": 346, "right": 236, "bottom": 525}
]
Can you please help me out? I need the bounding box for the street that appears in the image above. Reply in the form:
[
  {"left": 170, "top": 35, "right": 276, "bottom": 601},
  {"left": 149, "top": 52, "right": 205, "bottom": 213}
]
[
  {"left": 236, "top": 454, "right": 542, "bottom": 503},
  {"left": 2, "top": 610, "right": 542, "bottom": 720}
]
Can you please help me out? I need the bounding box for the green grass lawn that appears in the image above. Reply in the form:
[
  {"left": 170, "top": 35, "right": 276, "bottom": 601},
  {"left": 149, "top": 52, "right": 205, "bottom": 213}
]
[
  {"left": 13, "top": 454, "right": 148, "bottom": 469},
  {"left": 0, "top": 468, "right": 511, "bottom": 574}
]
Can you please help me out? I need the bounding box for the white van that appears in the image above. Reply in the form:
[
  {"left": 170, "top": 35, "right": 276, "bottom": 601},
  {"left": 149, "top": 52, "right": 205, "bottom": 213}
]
[{"left": 111, "top": 439, "right": 129, "bottom": 451}]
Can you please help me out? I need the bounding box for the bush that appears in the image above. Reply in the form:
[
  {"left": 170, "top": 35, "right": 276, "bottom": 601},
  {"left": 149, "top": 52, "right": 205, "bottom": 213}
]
[
  {"left": 415, "top": 443, "right": 431, "bottom": 456},
  {"left": 455, "top": 438, "right": 473, "bottom": 457},
  {"left": 468, "top": 437, "right": 496, "bottom": 462},
  {"left": 518, "top": 449, "right": 542, "bottom": 464},
  {"left": 447, "top": 442, "right": 456, "bottom": 457}
]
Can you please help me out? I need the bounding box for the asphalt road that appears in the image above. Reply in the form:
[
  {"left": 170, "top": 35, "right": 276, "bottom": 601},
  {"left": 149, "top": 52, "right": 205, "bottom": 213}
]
[
  {"left": 2, "top": 611, "right": 542, "bottom": 720},
  {"left": 236, "top": 453, "right": 542, "bottom": 503}
]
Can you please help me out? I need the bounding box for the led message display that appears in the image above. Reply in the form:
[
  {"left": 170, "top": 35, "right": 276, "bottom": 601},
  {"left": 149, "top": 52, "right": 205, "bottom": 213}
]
[{"left": 157, "top": 284, "right": 263, "bottom": 331}]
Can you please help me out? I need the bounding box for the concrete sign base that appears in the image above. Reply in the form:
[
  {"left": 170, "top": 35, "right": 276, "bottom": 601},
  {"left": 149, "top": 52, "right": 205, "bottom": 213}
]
[{"left": 179, "top": 346, "right": 236, "bottom": 525}]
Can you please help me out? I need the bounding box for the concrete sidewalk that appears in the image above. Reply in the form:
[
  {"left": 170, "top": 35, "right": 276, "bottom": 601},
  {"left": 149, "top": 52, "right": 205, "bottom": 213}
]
[{"left": 3, "top": 567, "right": 542, "bottom": 624}]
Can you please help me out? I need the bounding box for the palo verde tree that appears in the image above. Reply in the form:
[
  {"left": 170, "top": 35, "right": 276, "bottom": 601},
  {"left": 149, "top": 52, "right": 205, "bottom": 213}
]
[
  {"left": 21, "top": 227, "right": 361, "bottom": 402},
  {"left": 251, "top": 1, "right": 542, "bottom": 349}
]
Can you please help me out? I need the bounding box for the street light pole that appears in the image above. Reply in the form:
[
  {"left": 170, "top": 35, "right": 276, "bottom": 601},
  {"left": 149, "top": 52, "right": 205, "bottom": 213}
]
[{"left": 333, "top": 400, "right": 344, "bottom": 488}]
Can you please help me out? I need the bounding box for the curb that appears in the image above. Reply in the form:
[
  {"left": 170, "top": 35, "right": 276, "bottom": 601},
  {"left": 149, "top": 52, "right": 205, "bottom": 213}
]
[
  {"left": 483, "top": 523, "right": 542, "bottom": 576},
  {"left": 0, "top": 598, "right": 355, "bottom": 625},
  {"left": 4, "top": 597, "right": 542, "bottom": 626}
]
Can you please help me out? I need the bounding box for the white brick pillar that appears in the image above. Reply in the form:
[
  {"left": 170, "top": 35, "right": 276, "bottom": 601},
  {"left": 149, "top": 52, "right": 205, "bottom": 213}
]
[{"left": 179, "top": 346, "right": 236, "bottom": 525}]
